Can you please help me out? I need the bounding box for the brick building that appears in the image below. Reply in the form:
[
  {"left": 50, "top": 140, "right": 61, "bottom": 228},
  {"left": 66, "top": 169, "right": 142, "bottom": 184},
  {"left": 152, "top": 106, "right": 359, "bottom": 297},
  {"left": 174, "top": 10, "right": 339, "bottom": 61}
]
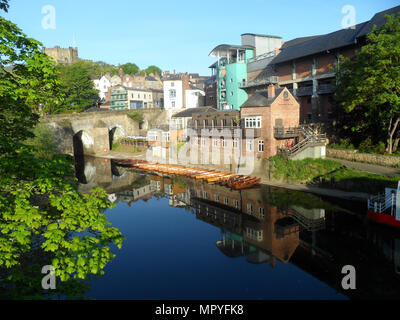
[{"left": 242, "top": 5, "right": 400, "bottom": 123}]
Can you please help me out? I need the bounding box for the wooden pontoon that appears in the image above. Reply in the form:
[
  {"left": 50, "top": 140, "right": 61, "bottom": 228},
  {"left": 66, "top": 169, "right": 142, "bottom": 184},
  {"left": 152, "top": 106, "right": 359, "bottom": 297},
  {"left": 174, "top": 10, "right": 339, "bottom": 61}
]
[{"left": 113, "top": 159, "right": 260, "bottom": 190}]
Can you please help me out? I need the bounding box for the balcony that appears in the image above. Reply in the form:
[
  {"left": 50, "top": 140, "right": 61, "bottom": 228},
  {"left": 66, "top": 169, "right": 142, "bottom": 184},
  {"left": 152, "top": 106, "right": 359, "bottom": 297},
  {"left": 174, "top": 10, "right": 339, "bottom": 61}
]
[
  {"left": 296, "top": 86, "right": 313, "bottom": 96},
  {"left": 239, "top": 76, "right": 278, "bottom": 89},
  {"left": 274, "top": 126, "right": 302, "bottom": 139},
  {"left": 317, "top": 83, "right": 335, "bottom": 94}
]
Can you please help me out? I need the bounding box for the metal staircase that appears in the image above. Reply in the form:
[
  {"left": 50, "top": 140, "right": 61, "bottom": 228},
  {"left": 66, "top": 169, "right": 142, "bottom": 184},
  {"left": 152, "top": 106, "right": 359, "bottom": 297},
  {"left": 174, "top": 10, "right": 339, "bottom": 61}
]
[{"left": 278, "top": 124, "right": 327, "bottom": 159}]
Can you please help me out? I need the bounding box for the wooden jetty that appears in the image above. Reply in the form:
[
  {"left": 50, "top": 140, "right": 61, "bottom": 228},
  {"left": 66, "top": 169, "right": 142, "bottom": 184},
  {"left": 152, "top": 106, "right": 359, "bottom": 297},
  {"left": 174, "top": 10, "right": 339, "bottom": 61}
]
[{"left": 113, "top": 159, "right": 260, "bottom": 190}]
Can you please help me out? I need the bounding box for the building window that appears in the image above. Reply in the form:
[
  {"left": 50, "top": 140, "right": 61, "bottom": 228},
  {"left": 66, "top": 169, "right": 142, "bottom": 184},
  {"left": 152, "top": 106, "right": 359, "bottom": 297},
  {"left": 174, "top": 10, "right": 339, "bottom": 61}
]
[
  {"left": 224, "top": 197, "right": 229, "bottom": 205},
  {"left": 247, "top": 203, "right": 253, "bottom": 215},
  {"left": 171, "top": 82, "right": 174, "bottom": 87},
  {"left": 169, "top": 89, "right": 176, "bottom": 98},
  {"left": 222, "top": 138, "right": 227, "bottom": 148},
  {"left": 233, "top": 138, "right": 239, "bottom": 149},
  {"left": 201, "top": 137, "right": 206, "bottom": 146},
  {"left": 215, "top": 194, "right": 219, "bottom": 201},
  {"left": 172, "top": 101, "right": 175, "bottom": 108},
  {"left": 230, "top": 78, "right": 233, "bottom": 83},
  {"left": 213, "top": 138, "right": 219, "bottom": 147},
  {"left": 230, "top": 91, "right": 233, "bottom": 96},
  {"left": 245, "top": 116, "right": 261, "bottom": 128},
  {"left": 246, "top": 139, "right": 253, "bottom": 151},
  {"left": 258, "top": 140, "right": 264, "bottom": 152},
  {"left": 259, "top": 207, "right": 265, "bottom": 218},
  {"left": 234, "top": 200, "right": 239, "bottom": 209}
]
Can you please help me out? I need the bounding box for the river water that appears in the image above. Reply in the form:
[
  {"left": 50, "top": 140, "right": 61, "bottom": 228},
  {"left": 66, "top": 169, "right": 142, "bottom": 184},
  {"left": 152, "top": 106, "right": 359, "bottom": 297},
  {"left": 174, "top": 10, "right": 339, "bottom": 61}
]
[{"left": 75, "top": 156, "right": 400, "bottom": 299}]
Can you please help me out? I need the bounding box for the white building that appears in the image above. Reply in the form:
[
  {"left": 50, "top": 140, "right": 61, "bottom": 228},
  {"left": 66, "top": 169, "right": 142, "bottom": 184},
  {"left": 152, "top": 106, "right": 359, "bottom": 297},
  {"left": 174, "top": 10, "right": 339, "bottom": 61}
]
[
  {"left": 185, "top": 85, "right": 205, "bottom": 109},
  {"left": 93, "top": 75, "right": 111, "bottom": 100},
  {"left": 163, "top": 76, "right": 184, "bottom": 117}
]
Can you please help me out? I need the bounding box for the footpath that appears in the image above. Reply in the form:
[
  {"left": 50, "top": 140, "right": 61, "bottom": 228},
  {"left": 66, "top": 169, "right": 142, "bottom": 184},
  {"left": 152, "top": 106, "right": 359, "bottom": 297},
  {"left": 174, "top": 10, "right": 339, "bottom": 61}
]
[{"left": 326, "top": 157, "right": 400, "bottom": 177}]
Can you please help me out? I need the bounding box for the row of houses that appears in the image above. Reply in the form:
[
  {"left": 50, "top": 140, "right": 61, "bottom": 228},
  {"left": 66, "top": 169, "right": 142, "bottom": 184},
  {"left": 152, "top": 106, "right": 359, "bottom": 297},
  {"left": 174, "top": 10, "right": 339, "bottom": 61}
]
[
  {"left": 93, "top": 69, "right": 209, "bottom": 113},
  {"left": 155, "top": 5, "right": 399, "bottom": 160}
]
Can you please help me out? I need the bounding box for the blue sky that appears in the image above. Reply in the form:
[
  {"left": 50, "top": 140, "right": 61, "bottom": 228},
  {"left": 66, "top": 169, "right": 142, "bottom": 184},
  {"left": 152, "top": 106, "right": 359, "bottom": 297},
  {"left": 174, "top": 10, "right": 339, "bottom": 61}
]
[{"left": 3, "top": 0, "right": 399, "bottom": 75}]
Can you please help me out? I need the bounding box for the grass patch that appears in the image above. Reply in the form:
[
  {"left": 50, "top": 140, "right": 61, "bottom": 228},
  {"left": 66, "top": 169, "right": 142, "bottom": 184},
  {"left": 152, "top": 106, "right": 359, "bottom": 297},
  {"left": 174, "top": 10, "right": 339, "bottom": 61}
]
[
  {"left": 127, "top": 112, "right": 144, "bottom": 123},
  {"left": 269, "top": 156, "right": 343, "bottom": 184},
  {"left": 112, "top": 143, "right": 145, "bottom": 154},
  {"left": 269, "top": 156, "right": 398, "bottom": 194}
]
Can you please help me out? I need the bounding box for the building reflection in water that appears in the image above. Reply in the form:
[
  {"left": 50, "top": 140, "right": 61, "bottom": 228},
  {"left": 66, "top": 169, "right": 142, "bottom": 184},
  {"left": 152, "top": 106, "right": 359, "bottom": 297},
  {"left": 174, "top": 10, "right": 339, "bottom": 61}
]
[{"left": 77, "top": 157, "right": 400, "bottom": 298}]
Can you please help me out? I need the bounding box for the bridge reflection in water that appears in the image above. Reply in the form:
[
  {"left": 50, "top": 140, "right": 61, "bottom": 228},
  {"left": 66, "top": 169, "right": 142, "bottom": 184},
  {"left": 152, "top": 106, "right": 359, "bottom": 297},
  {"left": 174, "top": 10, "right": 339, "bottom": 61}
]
[{"left": 76, "top": 156, "right": 400, "bottom": 299}]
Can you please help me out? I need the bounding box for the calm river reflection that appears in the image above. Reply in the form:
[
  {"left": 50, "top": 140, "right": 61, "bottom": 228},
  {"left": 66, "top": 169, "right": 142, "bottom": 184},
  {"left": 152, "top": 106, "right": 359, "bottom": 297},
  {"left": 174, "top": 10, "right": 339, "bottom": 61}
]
[{"left": 76, "top": 156, "right": 400, "bottom": 299}]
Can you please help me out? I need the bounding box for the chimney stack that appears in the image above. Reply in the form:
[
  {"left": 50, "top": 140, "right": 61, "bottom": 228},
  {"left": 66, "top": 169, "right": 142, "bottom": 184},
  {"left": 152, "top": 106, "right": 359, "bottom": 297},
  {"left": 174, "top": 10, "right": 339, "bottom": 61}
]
[
  {"left": 268, "top": 84, "right": 275, "bottom": 98},
  {"left": 174, "top": 69, "right": 176, "bottom": 75}
]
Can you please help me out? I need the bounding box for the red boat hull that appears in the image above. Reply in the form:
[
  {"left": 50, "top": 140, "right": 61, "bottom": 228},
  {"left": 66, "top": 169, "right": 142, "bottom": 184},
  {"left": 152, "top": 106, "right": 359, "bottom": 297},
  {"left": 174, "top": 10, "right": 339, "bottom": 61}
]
[{"left": 368, "top": 211, "right": 400, "bottom": 228}]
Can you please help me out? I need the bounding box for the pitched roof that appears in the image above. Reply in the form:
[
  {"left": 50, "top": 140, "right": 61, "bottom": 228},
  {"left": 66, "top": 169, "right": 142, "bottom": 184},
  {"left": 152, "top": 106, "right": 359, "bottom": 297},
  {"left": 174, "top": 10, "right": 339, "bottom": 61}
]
[
  {"left": 171, "top": 107, "right": 217, "bottom": 118},
  {"left": 272, "top": 5, "right": 400, "bottom": 64},
  {"left": 241, "top": 88, "right": 284, "bottom": 107}
]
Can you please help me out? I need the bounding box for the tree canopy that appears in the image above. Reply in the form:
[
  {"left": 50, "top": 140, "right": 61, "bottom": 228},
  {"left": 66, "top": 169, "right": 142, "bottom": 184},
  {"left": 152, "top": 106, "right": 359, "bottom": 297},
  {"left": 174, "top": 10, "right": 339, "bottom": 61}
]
[
  {"left": 53, "top": 60, "right": 100, "bottom": 113},
  {"left": 335, "top": 13, "right": 400, "bottom": 153},
  {"left": 120, "top": 62, "right": 139, "bottom": 75},
  {"left": 0, "top": 0, "right": 124, "bottom": 298},
  {"left": 144, "top": 65, "right": 162, "bottom": 77}
]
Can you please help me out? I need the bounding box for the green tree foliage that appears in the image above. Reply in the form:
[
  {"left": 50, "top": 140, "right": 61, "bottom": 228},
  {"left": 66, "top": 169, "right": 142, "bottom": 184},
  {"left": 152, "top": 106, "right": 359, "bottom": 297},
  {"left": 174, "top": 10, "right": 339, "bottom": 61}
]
[
  {"left": 25, "top": 123, "right": 59, "bottom": 161},
  {"left": 144, "top": 65, "right": 162, "bottom": 76},
  {"left": 54, "top": 60, "right": 100, "bottom": 113},
  {"left": 335, "top": 13, "right": 400, "bottom": 154},
  {"left": 120, "top": 62, "right": 139, "bottom": 75},
  {"left": 0, "top": 1, "right": 124, "bottom": 298}
]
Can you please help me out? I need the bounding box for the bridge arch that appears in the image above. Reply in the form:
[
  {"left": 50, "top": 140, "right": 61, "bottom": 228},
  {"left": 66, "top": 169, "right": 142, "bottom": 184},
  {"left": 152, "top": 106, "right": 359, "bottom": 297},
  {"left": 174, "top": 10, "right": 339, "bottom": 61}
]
[
  {"left": 73, "top": 130, "right": 94, "bottom": 156},
  {"left": 109, "top": 125, "right": 125, "bottom": 150}
]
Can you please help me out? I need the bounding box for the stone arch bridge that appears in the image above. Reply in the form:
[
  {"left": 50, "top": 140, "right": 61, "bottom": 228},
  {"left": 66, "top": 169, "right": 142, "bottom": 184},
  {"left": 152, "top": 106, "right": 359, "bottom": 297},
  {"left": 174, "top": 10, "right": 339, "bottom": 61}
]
[{"left": 42, "top": 109, "right": 168, "bottom": 156}]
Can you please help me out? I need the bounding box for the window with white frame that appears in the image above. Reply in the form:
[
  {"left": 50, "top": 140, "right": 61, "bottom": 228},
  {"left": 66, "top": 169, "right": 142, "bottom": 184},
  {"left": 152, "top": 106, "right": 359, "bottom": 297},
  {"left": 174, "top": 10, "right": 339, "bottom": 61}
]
[
  {"left": 245, "top": 116, "right": 261, "bottom": 128},
  {"left": 247, "top": 203, "right": 253, "bottom": 215},
  {"left": 233, "top": 138, "right": 239, "bottom": 149},
  {"left": 169, "top": 89, "right": 176, "bottom": 98},
  {"left": 222, "top": 138, "right": 227, "bottom": 148},
  {"left": 162, "top": 132, "right": 170, "bottom": 142},
  {"left": 201, "top": 137, "right": 206, "bottom": 146},
  {"left": 258, "top": 140, "right": 264, "bottom": 152},
  {"left": 213, "top": 138, "right": 219, "bottom": 147},
  {"left": 224, "top": 197, "right": 229, "bottom": 205},
  {"left": 259, "top": 207, "right": 265, "bottom": 218},
  {"left": 246, "top": 139, "right": 253, "bottom": 151},
  {"left": 215, "top": 194, "right": 219, "bottom": 201},
  {"left": 234, "top": 200, "right": 239, "bottom": 209},
  {"left": 171, "top": 101, "right": 175, "bottom": 108}
]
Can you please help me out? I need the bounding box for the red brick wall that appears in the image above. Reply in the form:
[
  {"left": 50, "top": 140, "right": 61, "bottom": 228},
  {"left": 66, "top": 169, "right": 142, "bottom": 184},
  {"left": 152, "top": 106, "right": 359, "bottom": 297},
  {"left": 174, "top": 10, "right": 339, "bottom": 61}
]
[
  {"left": 316, "top": 54, "right": 335, "bottom": 75},
  {"left": 296, "top": 59, "right": 312, "bottom": 78},
  {"left": 277, "top": 63, "right": 292, "bottom": 82},
  {"left": 240, "top": 88, "right": 300, "bottom": 158}
]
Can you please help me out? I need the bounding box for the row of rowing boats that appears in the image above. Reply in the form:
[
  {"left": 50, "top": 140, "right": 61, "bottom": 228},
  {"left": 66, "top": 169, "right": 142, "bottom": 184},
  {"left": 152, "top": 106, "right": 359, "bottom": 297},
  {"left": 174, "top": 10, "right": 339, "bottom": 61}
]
[{"left": 113, "top": 159, "right": 260, "bottom": 190}]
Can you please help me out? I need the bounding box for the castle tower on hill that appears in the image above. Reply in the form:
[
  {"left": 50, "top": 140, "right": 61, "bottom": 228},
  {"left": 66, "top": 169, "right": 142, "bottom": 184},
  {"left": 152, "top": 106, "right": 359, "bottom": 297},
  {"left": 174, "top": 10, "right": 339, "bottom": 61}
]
[{"left": 42, "top": 46, "right": 79, "bottom": 64}]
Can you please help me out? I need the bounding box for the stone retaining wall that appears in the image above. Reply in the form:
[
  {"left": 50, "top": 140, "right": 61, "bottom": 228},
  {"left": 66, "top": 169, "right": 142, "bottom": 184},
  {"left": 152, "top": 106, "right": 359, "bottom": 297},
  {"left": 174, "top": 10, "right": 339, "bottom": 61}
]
[{"left": 327, "top": 148, "right": 400, "bottom": 167}]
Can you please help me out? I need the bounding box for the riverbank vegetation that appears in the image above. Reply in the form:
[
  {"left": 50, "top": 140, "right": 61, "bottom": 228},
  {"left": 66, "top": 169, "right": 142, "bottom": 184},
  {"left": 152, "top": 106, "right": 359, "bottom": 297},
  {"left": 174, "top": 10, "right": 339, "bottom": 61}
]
[
  {"left": 269, "top": 156, "right": 398, "bottom": 194},
  {"left": 0, "top": 0, "right": 124, "bottom": 298}
]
